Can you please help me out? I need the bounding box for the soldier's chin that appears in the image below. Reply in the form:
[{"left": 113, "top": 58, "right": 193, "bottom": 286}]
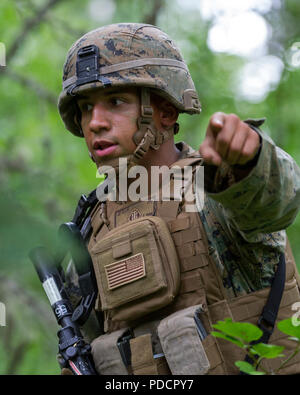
[{"left": 97, "top": 154, "right": 134, "bottom": 176}]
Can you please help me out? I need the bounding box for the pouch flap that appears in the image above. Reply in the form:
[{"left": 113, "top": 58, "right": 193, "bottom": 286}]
[
  {"left": 91, "top": 328, "right": 129, "bottom": 375},
  {"left": 111, "top": 234, "right": 132, "bottom": 259},
  {"left": 157, "top": 304, "right": 210, "bottom": 375}
]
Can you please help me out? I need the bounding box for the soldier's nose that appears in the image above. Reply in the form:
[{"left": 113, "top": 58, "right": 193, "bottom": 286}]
[{"left": 89, "top": 103, "right": 111, "bottom": 133}]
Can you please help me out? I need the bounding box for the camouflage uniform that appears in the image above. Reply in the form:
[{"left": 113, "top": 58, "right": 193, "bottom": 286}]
[
  {"left": 191, "top": 125, "right": 300, "bottom": 296},
  {"left": 57, "top": 23, "right": 300, "bottom": 374}
]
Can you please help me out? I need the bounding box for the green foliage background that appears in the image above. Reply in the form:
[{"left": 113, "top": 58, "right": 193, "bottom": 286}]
[{"left": 0, "top": 0, "right": 300, "bottom": 374}]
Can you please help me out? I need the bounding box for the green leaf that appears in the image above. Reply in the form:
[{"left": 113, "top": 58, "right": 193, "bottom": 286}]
[
  {"left": 211, "top": 331, "right": 244, "bottom": 348},
  {"left": 251, "top": 343, "right": 285, "bottom": 359},
  {"left": 235, "top": 361, "right": 265, "bottom": 375},
  {"left": 278, "top": 318, "right": 300, "bottom": 340},
  {"left": 212, "top": 318, "right": 263, "bottom": 343}
]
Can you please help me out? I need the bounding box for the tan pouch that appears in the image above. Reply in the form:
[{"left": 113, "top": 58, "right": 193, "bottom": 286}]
[
  {"left": 157, "top": 304, "right": 210, "bottom": 375},
  {"left": 91, "top": 328, "right": 129, "bottom": 375},
  {"left": 90, "top": 216, "right": 180, "bottom": 323}
]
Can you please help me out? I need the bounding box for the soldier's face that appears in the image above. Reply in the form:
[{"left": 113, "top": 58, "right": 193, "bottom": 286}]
[{"left": 77, "top": 87, "right": 140, "bottom": 168}]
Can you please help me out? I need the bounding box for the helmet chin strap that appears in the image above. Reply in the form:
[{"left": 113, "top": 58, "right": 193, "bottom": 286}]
[{"left": 132, "top": 88, "right": 179, "bottom": 163}]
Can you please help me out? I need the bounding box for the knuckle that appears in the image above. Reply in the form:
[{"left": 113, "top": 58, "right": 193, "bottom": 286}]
[
  {"left": 229, "top": 144, "right": 240, "bottom": 156},
  {"left": 228, "top": 113, "right": 239, "bottom": 123},
  {"left": 217, "top": 134, "right": 228, "bottom": 147},
  {"left": 241, "top": 122, "right": 252, "bottom": 134},
  {"left": 241, "top": 147, "right": 254, "bottom": 159}
]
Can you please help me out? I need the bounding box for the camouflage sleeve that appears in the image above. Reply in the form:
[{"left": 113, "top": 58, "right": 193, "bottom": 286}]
[{"left": 204, "top": 127, "right": 300, "bottom": 243}]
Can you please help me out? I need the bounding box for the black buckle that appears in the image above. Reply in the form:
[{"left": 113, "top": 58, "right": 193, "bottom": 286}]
[
  {"left": 75, "top": 45, "right": 112, "bottom": 89},
  {"left": 72, "top": 194, "right": 89, "bottom": 225},
  {"left": 117, "top": 329, "right": 134, "bottom": 367},
  {"left": 72, "top": 291, "right": 96, "bottom": 326},
  {"left": 76, "top": 45, "right": 100, "bottom": 86},
  {"left": 258, "top": 316, "right": 274, "bottom": 340}
]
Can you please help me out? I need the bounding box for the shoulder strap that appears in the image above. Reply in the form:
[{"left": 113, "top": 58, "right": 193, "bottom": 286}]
[
  {"left": 72, "top": 189, "right": 99, "bottom": 241},
  {"left": 243, "top": 253, "right": 286, "bottom": 369},
  {"left": 258, "top": 253, "right": 286, "bottom": 343}
]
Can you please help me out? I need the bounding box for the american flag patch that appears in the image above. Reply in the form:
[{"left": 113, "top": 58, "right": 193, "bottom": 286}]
[{"left": 105, "top": 253, "right": 146, "bottom": 290}]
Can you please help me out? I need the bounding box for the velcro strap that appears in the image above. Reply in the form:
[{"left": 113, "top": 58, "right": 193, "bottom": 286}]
[
  {"left": 180, "top": 271, "right": 203, "bottom": 293},
  {"left": 112, "top": 235, "right": 132, "bottom": 259},
  {"left": 181, "top": 254, "right": 209, "bottom": 272},
  {"left": 157, "top": 201, "right": 180, "bottom": 220},
  {"left": 90, "top": 210, "right": 104, "bottom": 236},
  {"left": 168, "top": 216, "right": 190, "bottom": 233},
  {"left": 202, "top": 335, "right": 223, "bottom": 371},
  {"left": 177, "top": 242, "right": 195, "bottom": 259},
  {"left": 172, "top": 226, "right": 202, "bottom": 245},
  {"left": 194, "top": 239, "right": 207, "bottom": 254},
  {"left": 130, "top": 334, "right": 158, "bottom": 375}
]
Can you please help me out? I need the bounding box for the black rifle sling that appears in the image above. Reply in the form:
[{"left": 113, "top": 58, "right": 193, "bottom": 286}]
[
  {"left": 257, "top": 252, "right": 286, "bottom": 343},
  {"left": 72, "top": 189, "right": 98, "bottom": 241},
  {"left": 60, "top": 189, "right": 100, "bottom": 326},
  {"left": 244, "top": 252, "right": 286, "bottom": 367}
]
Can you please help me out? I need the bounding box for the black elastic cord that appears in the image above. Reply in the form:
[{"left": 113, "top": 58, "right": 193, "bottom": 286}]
[
  {"left": 258, "top": 253, "right": 286, "bottom": 343},
  {"left": 243, "top": 253, "right": 286, "bottom": 368}
]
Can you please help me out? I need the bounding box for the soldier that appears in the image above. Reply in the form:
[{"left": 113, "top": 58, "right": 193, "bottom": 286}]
[{"left": 57, "top": 23, "right": 300, "bottom": 375}]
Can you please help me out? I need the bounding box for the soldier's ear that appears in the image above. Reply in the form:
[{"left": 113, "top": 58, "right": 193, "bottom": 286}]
[
  {"left": 160, "top": 100, "right": 179, "bottom": 126},
  {"left": 150, "top": 93, "right": 178, "bottom": 127}
]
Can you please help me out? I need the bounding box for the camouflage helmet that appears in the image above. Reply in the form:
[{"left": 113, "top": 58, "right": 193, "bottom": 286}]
[{"left": 58, "top": 23, "right": 201, "bottom": 136}]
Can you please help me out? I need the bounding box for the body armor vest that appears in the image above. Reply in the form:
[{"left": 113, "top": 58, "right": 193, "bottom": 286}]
[{"left": 87, "top": 153, "right": 300, "bottom": 375}]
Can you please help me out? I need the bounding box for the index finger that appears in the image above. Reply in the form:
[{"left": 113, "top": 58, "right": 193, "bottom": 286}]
[{"left": 209, "top": 112, "right": 226, "bottom": 135}]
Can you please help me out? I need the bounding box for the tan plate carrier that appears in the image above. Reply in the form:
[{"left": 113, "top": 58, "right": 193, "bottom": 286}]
[{"left": 87, "top": 154, "right": 300, "bottom": 375}]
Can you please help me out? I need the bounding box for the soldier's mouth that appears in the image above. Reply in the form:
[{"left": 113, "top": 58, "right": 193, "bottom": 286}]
[{"left": 93, "top": 140, "right": 117, "bottom": 157}]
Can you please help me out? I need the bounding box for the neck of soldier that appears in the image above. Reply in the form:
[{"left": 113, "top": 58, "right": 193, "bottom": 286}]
[
  {"left": 139, "top": 138, "right": 182, "bottom": 172},
  {"left": 114, "top": 139, "right": 182, "bottom": 202}
]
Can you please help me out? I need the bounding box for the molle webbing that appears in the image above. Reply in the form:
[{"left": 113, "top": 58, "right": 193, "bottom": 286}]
[
  {"left": 87, "top": 152, "right": 300, "bottom": 375},
  {"left": 130, "top": 334, "right": 159, "bottom": 375}
]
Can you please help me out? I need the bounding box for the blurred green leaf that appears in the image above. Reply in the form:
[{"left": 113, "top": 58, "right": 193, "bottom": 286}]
[
  {"left": 211, "top": 330, "right": 244, "bottom": 348},
  {"left": 213, "top": 318, "right": 263, "bottom": 344},
  {"left": 278, "top": 318, "right": 300, "bottom": 340},
  {"left": 250, "top": 343, "right": 285, "bottom": 359},
  {"left": 235, "top": 361, "right": 265, "bottom": 375}
]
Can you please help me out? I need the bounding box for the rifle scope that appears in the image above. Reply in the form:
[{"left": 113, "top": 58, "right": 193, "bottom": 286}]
[{"left": 29, "top": 246, "right": 97, "bottom": 375}]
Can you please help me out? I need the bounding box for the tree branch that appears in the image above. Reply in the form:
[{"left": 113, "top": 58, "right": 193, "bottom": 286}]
[
  {"left": 143, "top": 0, "right": 165, "bottom": 25},
  {"left": 6, "top": 0, "right": 65, "bottom": 64},
  {"left": 0, "top": 275, "right": 55, "bottom": 325},
  {"left": 5, "top": 340, "right": 30, "bottom": 375},
  {"left": 3, "top": 69, "right": 57, "bottom": 105}
]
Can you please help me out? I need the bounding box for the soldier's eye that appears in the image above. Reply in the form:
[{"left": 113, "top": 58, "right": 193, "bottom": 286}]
[
  {"left": 79, "top": 102, "right": 93, "bottom": 112},
  {"left": 111, "top": 97, "right": 125, "bottom": 106}
]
